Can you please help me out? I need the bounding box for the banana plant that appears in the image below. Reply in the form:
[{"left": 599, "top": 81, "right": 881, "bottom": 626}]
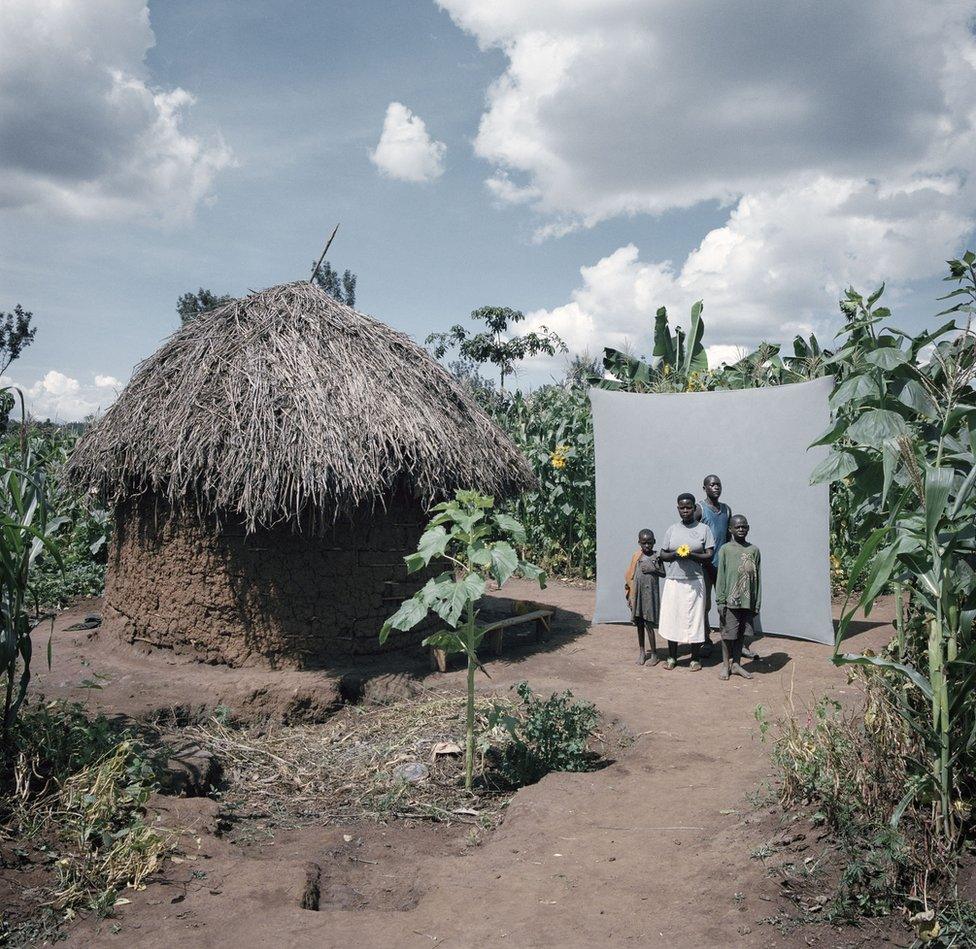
[
  {"left": 594, "top": 301, "right": 708, "bottom": 391},
  {"left": 381, "top": 490, "right": 545, "bottom": 790}
]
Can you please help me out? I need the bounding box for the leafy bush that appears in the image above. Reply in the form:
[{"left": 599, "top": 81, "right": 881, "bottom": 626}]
[{"left": 490, "top": 681, "right": 599, "bottom": 786}]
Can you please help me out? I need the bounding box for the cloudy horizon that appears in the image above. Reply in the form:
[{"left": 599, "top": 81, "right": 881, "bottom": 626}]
[{"left": 2, "top": 0, "right": 975, "bottom": 420}]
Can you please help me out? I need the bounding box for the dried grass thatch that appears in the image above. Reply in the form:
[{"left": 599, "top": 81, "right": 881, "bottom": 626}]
[{"left": 68, "top": 281, "right": 533, "bottom": 531}]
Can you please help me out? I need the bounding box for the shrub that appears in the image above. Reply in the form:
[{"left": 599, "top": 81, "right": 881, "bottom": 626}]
[{"left": 490, "top": 681, "right": 599, "bottom": 786}]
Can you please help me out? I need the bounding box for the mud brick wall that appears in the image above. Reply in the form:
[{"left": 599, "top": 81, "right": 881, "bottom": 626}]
[{"left": 106, "top": 494, "right": 433, "bottom": 669}]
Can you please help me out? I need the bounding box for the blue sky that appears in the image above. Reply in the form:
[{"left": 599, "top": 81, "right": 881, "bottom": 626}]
[{"left": 2, "top": 0, "right": 975, "bottom": 419}]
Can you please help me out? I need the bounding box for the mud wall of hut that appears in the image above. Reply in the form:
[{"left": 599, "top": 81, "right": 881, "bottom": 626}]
[{"left": 105, "top": 494, "right": 433, "bottom": 668}]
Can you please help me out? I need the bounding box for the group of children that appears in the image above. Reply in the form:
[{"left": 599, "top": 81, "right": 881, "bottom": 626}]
[{"left": 623, "top": 474, "right": 762, "bottom": 680}]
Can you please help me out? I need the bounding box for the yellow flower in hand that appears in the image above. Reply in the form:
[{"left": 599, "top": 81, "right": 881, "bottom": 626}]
[{"left": 676, "top": 544, "right": 691, "bottom": 558}]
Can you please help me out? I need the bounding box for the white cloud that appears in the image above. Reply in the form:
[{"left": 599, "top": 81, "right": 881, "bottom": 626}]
[
  {"left": 0, "top": 0, "right": 233, "bottom": 222},
  {"left": 1, "top": 371, "right": 122, "bottom": 422},
  {"left": 706, "top": 345, "right": 748, "bottom": 369},
  {"left": 440, "top": 0, "right": 976, "bottom": 348},
  {"left": 370, "top": 102, "right": 446, "bottom": 183}
]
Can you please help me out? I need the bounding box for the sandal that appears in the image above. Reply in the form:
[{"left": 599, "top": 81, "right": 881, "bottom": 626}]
[
  {"left": 689, "top": 660, "right": 702, "bottom": 672},
  {"left": 664, "top": 657, "right": 677, "bottom": 670}
]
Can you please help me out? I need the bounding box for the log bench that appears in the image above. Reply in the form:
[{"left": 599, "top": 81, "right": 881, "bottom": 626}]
[{"left": 428, "top": 609, "right": 554, "bottom": 673}]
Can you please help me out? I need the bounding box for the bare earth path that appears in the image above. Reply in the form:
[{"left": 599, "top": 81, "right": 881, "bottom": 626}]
[{"left": 34, "top": 581, "right": 895, "bottom": 948}]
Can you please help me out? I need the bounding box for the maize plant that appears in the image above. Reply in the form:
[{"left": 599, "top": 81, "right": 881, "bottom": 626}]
[
  {"left": 0, "top": 389, "right": 63, "bottom": 753},
  {"left": 812, "top": 253, "right": 976, "bottom": 844}
]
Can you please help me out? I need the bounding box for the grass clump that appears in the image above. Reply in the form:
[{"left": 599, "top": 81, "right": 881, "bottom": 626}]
[{"left": 1, "top": 701, "right": 172, "bottom": 929}]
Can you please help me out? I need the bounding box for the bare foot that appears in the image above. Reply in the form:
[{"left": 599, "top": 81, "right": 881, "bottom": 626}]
[
  {"left": 637, "top": 650, "right": 647, "bottom": 666},
  {"left": 646, "top": 651, "right": 660, "bottom": 667},
  {"left": 731, "top": 662, "right": 753, "bottom": 679},
  {"left": 718, "top": 666, "right": 730, "bottom": 680},
  {"left": 741, "top": 646, "right": 760, "bottom": 660}
]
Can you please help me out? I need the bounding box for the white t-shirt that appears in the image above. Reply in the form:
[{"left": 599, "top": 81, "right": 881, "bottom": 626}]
[{"left": 662, "top": 521, "right": 716, "bottom": 581}]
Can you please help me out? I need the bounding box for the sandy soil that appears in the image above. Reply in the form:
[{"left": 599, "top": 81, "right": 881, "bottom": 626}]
[{"left": 26, "top": 582, "right": 899, "bottom": 948}]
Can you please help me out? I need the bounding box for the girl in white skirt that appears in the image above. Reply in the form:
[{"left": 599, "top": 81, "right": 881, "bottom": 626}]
[{"left": 658, "top": 493, "right": 716, "bottom": 670}]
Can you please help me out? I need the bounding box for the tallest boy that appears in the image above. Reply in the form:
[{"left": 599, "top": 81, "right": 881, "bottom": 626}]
[{"left": 695, "top": 474, "right": 730, "bottom": 654}]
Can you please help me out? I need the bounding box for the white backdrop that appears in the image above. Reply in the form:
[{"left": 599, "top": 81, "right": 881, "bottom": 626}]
[{"left": 590, "top": 377, "right": 834, "bottom": 644}]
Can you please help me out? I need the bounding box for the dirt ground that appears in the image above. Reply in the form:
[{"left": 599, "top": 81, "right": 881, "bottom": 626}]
[{"left": 24, "top": 581, "right": 901, "bottom": 948}]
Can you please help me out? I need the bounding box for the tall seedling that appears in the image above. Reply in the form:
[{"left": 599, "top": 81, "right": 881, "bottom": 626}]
[
  {"left": 0, "top": 388, "right": 63, "bottom": 752},
  {"left": 381, "top": 491, "right": 545, "bottom": 790}
]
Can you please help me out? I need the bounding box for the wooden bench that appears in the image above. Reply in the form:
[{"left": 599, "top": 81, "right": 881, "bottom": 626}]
[{"left": 428, "top": 609, "right": 554, "bottom": 673}]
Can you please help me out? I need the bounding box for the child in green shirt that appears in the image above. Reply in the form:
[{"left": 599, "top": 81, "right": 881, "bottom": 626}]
[{"left": 715, "top": 514, "right": 761, "bottom": 680}]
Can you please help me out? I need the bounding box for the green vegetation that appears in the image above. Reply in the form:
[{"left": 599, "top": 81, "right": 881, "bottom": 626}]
[
  {"left": 752, "top": 252, "right": 976, "bottom": 935},
  {"left": 381, "top": 490, "right": 545, "bottom": 789},
  {"left": 427, "top": 305, "right": 566, "bottom": 391},
  {"left": 1, "top": 701, "right": 170, "bottom": 935},
  {"left": 489, "top": 681, "right": 599, "bottom": 787},
  {"left": 501, "top": 385, "right": 595, "bottom": 579},
  {"left": 0, "top": 401, "right": 64, "bottom": 748}
]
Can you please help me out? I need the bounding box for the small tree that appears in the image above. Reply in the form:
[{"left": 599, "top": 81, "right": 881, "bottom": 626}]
[
  {"left": 176, "top": 288, "right": 232, "bottom": 325},
  {"left": 0, "top": 305, "right": 36, "bottom": 376},
  {"left": 427, "top": 306, "right": 566, "bottom": 391},
  {"left": 380, "top": 491, "right": 545, "bottom": 790},
  {"left": 312, "top": 260, "right": 357, "bottom": 308}
]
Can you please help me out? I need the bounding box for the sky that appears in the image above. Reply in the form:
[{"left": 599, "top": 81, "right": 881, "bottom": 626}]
[{"left": 2, "top": 0, "right": 976, "bottom": 420}]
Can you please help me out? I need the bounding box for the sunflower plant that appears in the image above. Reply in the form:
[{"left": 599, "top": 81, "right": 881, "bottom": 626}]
[{"left": 381, "top": 490, "right": 546, "bottom": 790}]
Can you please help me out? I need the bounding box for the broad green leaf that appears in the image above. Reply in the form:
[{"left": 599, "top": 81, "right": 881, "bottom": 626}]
[
  {"left": 413, "top": 526, "right": 449, "bottom": 567},
  {"left": 433, "top": 580, "right": 469, "bottom": 627},
  {"left": 847, "top": 408, "right": 909, "bottom": 447},
  {"left": 829, "top": 374, "right": 880, "bottom": 408},
  {"left": 924, "top": 465, "right": 953, "bottom": 538},
  {"left": 462, "top": 572, "right": 486, "bottom": 601},
  {"left": 422, "top": 630, "right": 465, "bottom": 652},
  {"left": 519, "top": 561, "right": 548, "bottom": 588},
  {"left": 652, "top": 306, "right": 675, "bottom": 366},
  {"left": 863, "top": 347, "right": 909, "bottom": 370},
  {"left": 810, "top": 417, "right": 849, "bottom": 447},
  {"left": 832, "top": 653, "right": 934, "bottom": 699},
  {"left": 950, "top": 460, "right": 976, "bottom": 517},
  {"left": 380, "top": 595, "right": 429, "bottom": 641},
  {"left": 494, "top": 512, "right": 527, "bottom": 544},
  {"left": 844, "top": 525, "right": 890, "bottom": 591},
  {"left": 683, "top": 300, "right": 708, "bottom": 375},
  {"left": 897, "top": 379, "right": 939, "bottom": 420},
  {"left": 490, "top": 541, "right": 519, "bottom": 585},
  {"left": 469, "top": 546, "right": 492, "bottom": 568},
  {"left": 857, "top": 539, "right": 904, "bottom": 610},
  {"left": 809, "top": 450, "right": 858, "bottom": 485},
  {"left": 881, "top": 437, "right": 900, "bottom": 506}
]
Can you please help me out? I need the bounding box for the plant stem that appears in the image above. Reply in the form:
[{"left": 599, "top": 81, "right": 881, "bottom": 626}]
[{"left": 464, "top": 599, "right": 476, "bottom": 792}]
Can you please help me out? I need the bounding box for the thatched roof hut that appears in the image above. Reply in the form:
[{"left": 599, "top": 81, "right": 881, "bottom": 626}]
[{"left": 69, "top": 281, "right": 533, "bottom": 668}]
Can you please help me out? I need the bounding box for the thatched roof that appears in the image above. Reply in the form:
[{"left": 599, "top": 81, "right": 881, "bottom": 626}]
[{"left": 68, "top": 281, "right": 533, "bottom": 530}]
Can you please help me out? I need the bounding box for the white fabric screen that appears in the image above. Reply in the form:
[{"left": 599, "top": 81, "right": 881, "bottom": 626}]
[{"left": 590, "top": 377, "right": 834, "bottom": 644}]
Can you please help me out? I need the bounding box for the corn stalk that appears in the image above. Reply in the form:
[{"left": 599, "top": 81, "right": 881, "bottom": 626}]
[
  {"left": 0, "top": 388, "right": 63, "bottom": 754},
  {"left": 815, "top": 253, "right": 976, "bottom": 845}
]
